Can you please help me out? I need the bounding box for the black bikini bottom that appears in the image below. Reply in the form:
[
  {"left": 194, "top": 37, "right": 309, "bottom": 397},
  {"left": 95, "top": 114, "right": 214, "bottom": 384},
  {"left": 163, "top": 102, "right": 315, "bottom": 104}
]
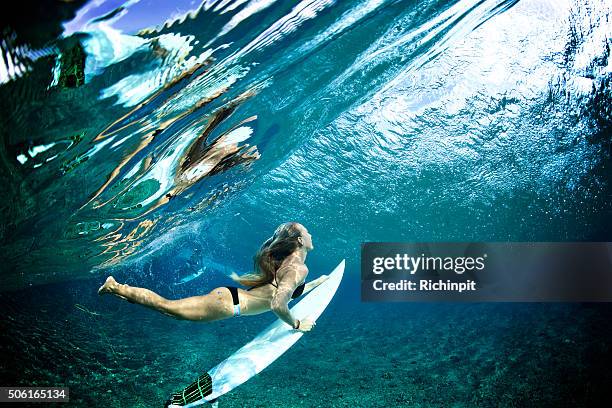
[{"left": 224, "top": 286, "right": 241, "bottom": 316}]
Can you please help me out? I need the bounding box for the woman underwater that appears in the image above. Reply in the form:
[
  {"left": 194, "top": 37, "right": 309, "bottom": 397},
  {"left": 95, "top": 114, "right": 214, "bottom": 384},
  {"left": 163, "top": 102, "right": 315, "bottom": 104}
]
[{"left": 98, "top": 222, "right": 327, "bottom": 332}]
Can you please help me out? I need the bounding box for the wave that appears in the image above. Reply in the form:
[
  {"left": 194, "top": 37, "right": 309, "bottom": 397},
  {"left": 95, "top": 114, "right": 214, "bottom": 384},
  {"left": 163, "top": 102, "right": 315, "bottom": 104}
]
[{"left": 0, "top": 0, "right": 610, "bottom": 290}]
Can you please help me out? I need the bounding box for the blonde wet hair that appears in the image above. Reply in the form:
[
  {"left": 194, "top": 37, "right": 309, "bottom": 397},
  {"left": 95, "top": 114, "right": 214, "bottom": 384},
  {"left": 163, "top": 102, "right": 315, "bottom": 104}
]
[{"left": 230, "top": 222, "right": 304, "bottom": 287}]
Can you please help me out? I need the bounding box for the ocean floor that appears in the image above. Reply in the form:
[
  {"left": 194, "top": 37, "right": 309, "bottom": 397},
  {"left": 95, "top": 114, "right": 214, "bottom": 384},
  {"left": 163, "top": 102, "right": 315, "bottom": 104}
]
[{"left": 1, "top": 278, "right": 611, "bottom": 407}]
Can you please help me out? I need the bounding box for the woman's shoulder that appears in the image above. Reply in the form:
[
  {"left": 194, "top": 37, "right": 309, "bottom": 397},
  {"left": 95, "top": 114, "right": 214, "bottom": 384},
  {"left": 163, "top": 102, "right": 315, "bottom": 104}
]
[{"left": 277, "top": 260, "right": 308, "bottom": 277}]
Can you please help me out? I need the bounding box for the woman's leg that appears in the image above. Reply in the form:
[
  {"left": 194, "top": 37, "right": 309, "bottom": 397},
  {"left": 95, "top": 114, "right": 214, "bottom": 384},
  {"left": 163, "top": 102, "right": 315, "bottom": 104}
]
[{"left": 98, "top": 276, "right": 234, "bottom": 322}]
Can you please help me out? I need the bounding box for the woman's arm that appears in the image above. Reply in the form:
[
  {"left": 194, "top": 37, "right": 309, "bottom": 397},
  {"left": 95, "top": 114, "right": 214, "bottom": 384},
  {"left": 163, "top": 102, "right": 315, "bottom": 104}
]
[
  {"left": 270, "top": 265, "right": 307, "bottom": 328},
  {"left": 302, "top": 274, "right": 329, "bottom": 296}
]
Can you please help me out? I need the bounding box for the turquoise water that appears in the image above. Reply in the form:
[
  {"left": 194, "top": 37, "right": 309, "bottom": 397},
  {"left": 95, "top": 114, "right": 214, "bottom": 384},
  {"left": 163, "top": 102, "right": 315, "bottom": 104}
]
[{"left": 1, "top": 0, "right": 611, "bottom": 406}]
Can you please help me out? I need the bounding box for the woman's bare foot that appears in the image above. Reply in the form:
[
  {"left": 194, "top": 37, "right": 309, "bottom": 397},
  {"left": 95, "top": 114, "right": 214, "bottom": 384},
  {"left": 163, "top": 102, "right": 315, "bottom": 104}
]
[{"left": 98, "top": 276, "right": 118, "bottom": 295}]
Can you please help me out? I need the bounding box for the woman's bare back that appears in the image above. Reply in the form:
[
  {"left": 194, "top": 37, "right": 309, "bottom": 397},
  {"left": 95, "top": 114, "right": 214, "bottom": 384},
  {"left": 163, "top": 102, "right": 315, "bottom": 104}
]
[{"left": 237, "top": 257, "right": 308, "bottom": 316}]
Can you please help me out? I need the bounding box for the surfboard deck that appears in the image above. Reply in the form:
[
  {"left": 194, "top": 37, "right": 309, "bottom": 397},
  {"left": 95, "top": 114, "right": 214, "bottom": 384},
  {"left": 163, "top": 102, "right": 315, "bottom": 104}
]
[{"left": 167, "top": 259, "right": 345, "bottom": 407}]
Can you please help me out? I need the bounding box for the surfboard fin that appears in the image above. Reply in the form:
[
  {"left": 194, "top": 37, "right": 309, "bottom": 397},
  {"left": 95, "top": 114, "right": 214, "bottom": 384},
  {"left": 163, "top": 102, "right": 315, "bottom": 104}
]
[{"left": 165, "top": 372, "right": 213, "bottom": 406}]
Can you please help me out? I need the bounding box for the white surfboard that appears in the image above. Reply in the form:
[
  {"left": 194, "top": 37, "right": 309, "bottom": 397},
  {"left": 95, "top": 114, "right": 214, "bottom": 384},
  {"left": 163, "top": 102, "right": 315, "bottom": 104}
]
[{"left": 168, "top": 259, "right": 345, "bottom": 407}]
